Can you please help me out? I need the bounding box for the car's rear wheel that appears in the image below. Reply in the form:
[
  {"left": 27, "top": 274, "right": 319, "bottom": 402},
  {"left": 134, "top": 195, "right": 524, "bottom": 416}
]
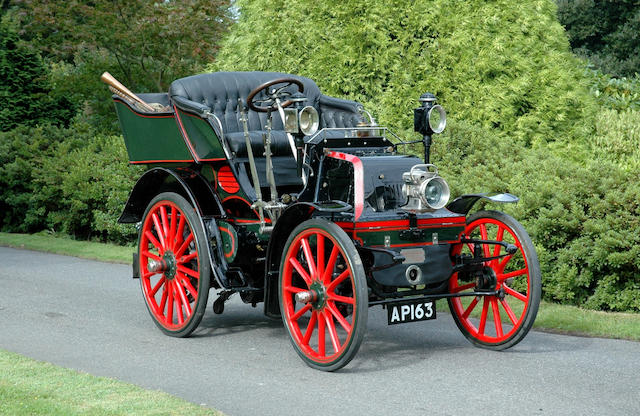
[
  {"left": 138, "top": 192, "right": 210, "bottom": 337},
  {"left": 279, "top": 218, "right": 368, "bottom": 371},
  {"left": 448, "top": 210, "right": 541, "bottom": 349}
]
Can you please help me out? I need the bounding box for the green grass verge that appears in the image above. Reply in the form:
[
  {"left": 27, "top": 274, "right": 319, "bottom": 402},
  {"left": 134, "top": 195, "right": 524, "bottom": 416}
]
[
  {"left": 2, "top": 232, "right": 639, "bottom": 341},
  {"left": 434, "top": 296, "right": 640, "bottom": 341},
  {"left": 0, "top": 232, "right": 133, "bottom": 264},
  {"left": 0, "top": 349, "right": 223, "bottom": 416}
]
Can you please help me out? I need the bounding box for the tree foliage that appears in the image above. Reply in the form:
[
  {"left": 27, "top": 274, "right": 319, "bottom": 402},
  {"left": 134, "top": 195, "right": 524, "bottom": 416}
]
[
  {"left": 0, "top": 22, "right": 74, "bottom": 131},
  {"left": 6, "top": 0, "right": 232, "bottom": 132},
  {"left": 213, "top": 0, "right": 594, "bottom": 145},
  {"left": 557, "top": 0, "right": 640, "bottom": 77},
  {"left": 11, "top": 0, "right": 232, "bottom": 91}
]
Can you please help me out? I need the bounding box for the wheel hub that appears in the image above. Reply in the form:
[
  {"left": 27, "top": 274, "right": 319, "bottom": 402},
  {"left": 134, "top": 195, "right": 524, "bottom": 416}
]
[
  {"left": 475, "top": 266, "right": 497, "bottom": 291},
  {"left": 153, "top": 250, "right": 177, "bottom": 280},
  {"left": 295, "top": 281, "right": 326, "bottom": 310}
]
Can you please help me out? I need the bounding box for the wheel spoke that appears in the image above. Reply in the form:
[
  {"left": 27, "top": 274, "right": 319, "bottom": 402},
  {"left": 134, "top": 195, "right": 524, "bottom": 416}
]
[
  {"left": 175, "top": 233, "right": 194, "bottom": 257},
  {"left": 462, "top": 296, "right": 479, "bottom": 319},
  {"left": 144, "top": 231, "right": 163, "bottom": 252},
  {"left": 284, "top": 285, "right": 305, "bottom": 294},
  {"left": 289, "top": 257, "right": 312, "bottom": 287},
  {"left": 159, "top": 281, "right": 169, "bottom": 314},
  {"left": 499, "top": 253, "right": 513, "bottom": 269},
  {"left": 504, "top": 285, "right": 527, "bottom": 302},
  {"left": 150, "top": 277, "right": 166, "bottom": 297},
  {"left": 175, "top": 280, "right": 192, "bottom": 317},
  {"left": 178, "top": 264, "right": 199, "bottom": 279},
  {"left": 479, "top": 224, "right": 490, "bottom": 258},
  {"left": 451, "top": 281, "right": 476, "bottom": 293},
  {"left": 324, "top": 312, "right": 341, "bottom": 354},
  {"left": 175, "top": 214, "right": 186, "bottom": 247},
  {"left": 152, "top": 212, "right": 166, "bottom": 249},
  {"left": 316, "top": 233, "right": 325, "bottom": 279},
  {"left": 329, "top": 293, "right": 355, "bottom": 305},
  {"left": 492, "top": 227, "right": 504, "bottom": 257},
  {"left": 500, "top": 298, "right": 518, "bottom": 325},
  {"left": 166, "top": 283, "right": 175, "bottom": 323},
  {"left": 175, "top": 292, "right": 185, "bottom": 325},
  {"left": 168, "top": 206, "right": 176, "bottom": 249},
  {"left": 323, "top": 246, "right": 339, "bottom": 284},
  {"left": 160, "top": 206, "right": 170, "bottom": 243},
  {"left": 499, "top": 268, "right": 528, "bottom": 281},
  {"left": 327, "top": 302, "right": 352, "bottom": 332},
  {"left": 466, "top": 243, "right": 475, "bottom": 254},
  {"left": 291, "top": 304, "right": 312, "bottom": 322},
  {"left": 300, "top": 237, "right": 317, "bottom": 279},
  {"left": 478, "top": 297, "right": 489, "bottom": 335},
  {"left": 326, "top": 269, "right": 350, "bottom": 293},
  {"left": 142, "top": 250, "right": 161, "bottom": 262},
  {"left": 491, "top": 297, "right": 503, "bottom": 338},
  {"left": 178, "top": 274, "right": 198, "bottom": 298},
  {"left": 302, "top": 311, "right": 318, "bottom": 344},
  {"left": 179, "top": 252, "right": 198, "bottom": 264},
  {"left": 317, "top": 311, "right": 326, "bottom": 356}
]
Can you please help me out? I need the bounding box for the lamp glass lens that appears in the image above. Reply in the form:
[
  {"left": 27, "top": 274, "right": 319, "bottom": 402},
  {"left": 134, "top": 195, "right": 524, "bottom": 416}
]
[
  {"left": 299, "top": 106, "right": 319, "bottom": 136},
  {"left": 425, "top": 180, "right": 444, "bottom": 206},
  {"left": 284, "top": 108, "right": 298, "bottom": 133},
  {"left": 428, "top": 105, "right": 446, "bottom": 134}
]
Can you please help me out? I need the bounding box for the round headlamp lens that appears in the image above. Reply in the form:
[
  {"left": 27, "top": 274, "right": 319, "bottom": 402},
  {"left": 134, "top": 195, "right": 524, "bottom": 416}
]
[
  {"left": 421, "top": 177, "right": 450, "bottom": 210},
  {"left": 299, "top": 106, "right": 319, "bottom": 136},
  {"left": 427, "top": 104, "right": 446, "bottom": 134}
]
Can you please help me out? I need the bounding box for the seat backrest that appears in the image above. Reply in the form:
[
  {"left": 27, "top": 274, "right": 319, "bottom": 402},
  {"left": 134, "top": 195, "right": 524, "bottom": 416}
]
[{"left": 169, "top": 71, "right": 322, "bottom": 134}]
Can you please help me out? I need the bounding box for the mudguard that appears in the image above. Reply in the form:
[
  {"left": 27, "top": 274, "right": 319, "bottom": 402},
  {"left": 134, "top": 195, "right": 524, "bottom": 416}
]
[
  {"left": 263, "top": 201, "right": 351, "bottom": 318},
  {"left": 120, "top": 167, "right": 230, "bottom": 288},
  {"left": 446, "top": 193, "right": 519, "bottom": 215}
]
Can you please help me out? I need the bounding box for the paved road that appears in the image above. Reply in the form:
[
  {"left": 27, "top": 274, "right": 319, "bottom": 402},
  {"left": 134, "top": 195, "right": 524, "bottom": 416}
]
[{"left": 1, "top": 246, "right": 638, "bottom": 415}]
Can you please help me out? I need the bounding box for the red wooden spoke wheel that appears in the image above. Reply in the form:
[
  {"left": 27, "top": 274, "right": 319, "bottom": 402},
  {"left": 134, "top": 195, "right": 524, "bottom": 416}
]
[
  {"left": 138, "top": 192, "right": 210, "bottom": 337},
  {"left": 448, "top": 210, "right": 541, "bottom": 349},
  {"left": 279, "top": 218, "right": 368, "bottom": 371}
]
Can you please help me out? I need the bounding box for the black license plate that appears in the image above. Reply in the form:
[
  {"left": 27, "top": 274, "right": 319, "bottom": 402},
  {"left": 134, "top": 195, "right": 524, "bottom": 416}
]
[{"left": 387, "top": 300, "right": 436, "bottom": 325}]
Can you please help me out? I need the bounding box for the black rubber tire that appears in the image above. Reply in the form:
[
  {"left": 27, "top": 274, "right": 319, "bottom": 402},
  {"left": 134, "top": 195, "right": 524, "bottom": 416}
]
[
  {"left": 279, "top": 218, "right": 368, "bottom": 371},
  {"left": 448, "top": 210, "right": 541, "bottom": 350},
  {"left": 138, "top": 192, "right": 211, "bottom": 337}
]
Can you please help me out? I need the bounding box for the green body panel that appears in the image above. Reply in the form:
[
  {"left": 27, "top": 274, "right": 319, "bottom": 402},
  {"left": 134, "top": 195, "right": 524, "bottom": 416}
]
[
  {"left": 114, "top": 100, "right": 193, "bottom": 163},
  {"left": 355, "top": 226, "right": 464, "bottom": 247},
  {"left": 177, "top": 110, "right": 226, "bottom": 160}
]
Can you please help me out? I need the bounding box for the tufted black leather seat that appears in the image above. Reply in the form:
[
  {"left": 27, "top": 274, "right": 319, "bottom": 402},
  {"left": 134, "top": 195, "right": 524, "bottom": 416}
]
[{"left": 169, "top": 71, "right": 365, "bottom": 157}]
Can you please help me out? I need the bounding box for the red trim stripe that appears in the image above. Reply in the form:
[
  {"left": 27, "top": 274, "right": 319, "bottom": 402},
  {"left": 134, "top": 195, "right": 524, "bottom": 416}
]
[
  {"left": 173, "top": 104, "right": 199, "bottom": 162},
  {"left": 129, "top": 159, "right": 194, "bottom": 164}
]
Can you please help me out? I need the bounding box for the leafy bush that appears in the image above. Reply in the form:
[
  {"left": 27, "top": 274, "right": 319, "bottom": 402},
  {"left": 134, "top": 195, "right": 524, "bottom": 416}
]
[
  {"left": 35, "top": 134, "right": 142, "bottom": 244},
  {"left": 0, "top": 123, "right": 85, "bottom": 232},
  {"left": 588, "top": 69, "right": 640, "bottom": 111},
  {"left": 434, "top": 121, "right": 640, "bottom": 312},
  {"left": 212, "top": 0, "right": 595, "bottom": 145},
  {"left": 0, "top": 122, "right": 140, "bottom": 244}
]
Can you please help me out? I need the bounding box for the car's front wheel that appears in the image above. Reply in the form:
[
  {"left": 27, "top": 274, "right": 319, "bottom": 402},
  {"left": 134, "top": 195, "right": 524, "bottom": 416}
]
[{"left": 279, "top": 218, "right": 368, "bottom": 371}]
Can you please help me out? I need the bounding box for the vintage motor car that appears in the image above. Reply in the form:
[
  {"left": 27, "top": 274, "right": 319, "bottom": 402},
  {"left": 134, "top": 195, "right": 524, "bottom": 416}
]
[{"left": 105, "top": 71, "right": 541, "bottom": 371}]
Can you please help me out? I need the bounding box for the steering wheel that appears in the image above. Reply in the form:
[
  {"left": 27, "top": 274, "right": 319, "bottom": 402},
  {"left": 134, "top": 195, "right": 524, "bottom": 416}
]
[{"left": 247, "top": 78, "right": 304, "bottom": 113}]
